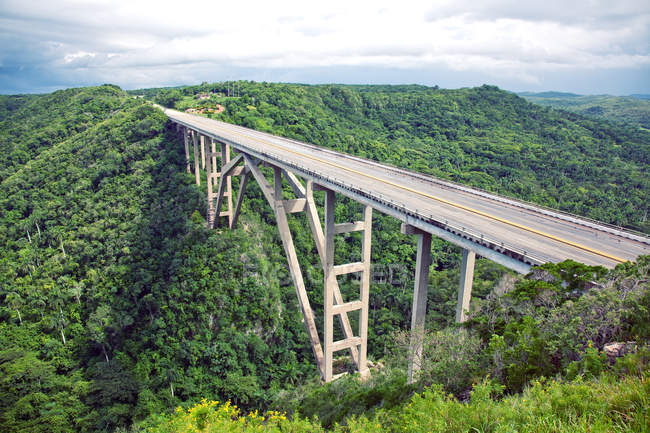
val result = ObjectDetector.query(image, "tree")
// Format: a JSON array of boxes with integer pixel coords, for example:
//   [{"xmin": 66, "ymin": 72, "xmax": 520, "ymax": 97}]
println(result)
[
  {"xmin": 5, "ymin": 292, "xmax": 24, "ymax": 325},
  {"xmin": 48, "ymin": 288, "xmax": 68, "ymax": 345},
  {"xmin": 68, "ymin": 282, "xmax": 83, "ymax": 305},
  {"xmin": 88, "ymin": 305, "xmax": 112, "ymax": 363}
]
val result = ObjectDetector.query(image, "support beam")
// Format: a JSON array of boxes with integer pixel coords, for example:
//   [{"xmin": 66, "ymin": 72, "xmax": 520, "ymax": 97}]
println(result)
[
  {"xmin": 283, "ymin": 170, "xmax": 306, "ymax": 196},
  {"xmin": 334, "ymin": 221, "xmax": 365, "ymax": 234},
  {"xmin": 323, "ymin": 189, "xmax": 336, "ymax": 382},
  {"xmin": 404, "ymin": 224, "xmax": 432, "ymax": 384},
  {"xmin": 183, "ymin": 127, "xmax": 191, "ymax": 174},
  {"xmin": 331, "ymin": 337, "xmax": 362, "ymax": 353},
  {"xmin": 244, "ymin": 156, "xmax": 274, "ymax": 205},
  {"xmin": 359, "ymin": 204, "xmax": 372, "ymax": 378},
  {"xmin": 288, "ymin": 179, "xmax": 360, "ymax": 366},
  {"xmin": 332, "ymin": 300, "xmax": 364, "ymax": 315},
  {"xmin": 323, "ymin": 189, "xmax": 372, "ymax": 381},
  {"xmin": 210, "ymin": 139, "xmax": 217, "ymax": 186},
  {"xmin": 221, "ymin": 143, "xmax": 233, "ymax": 227},
  {"xmin": 283, "ymin": 198, "xmax": 307, "ymax": 213},
  {"xmin": 271, "ymin": 166, "xmax": 325, "ymax": 377},
  {"xmin": 204, "ymin": 136, "xmax": 215, "ymax": 227},
  {"xmin": 219, "ymin": 153, "xmax": 245, "ymax": 178},
  {"xmin": 192, "ymin": 130, "xmax": 200, "ymax": 186},
  {"xmin": 231, "ymin": 167, "xmax": 250, "ymax": 229},
  {"xmin": 200, "ymin": 134, "xmax": 206, "ymax": 169},
  {"xmin": 333, "ymin": 262, "xmax": 365, "ymax": 275},
  {"xmin": 213, "ymin": 150, "xmax": 242, "ymax": 227},
  {"xmin": 456, "ymin": 249, "xmax": 476, "ymax": 323}
]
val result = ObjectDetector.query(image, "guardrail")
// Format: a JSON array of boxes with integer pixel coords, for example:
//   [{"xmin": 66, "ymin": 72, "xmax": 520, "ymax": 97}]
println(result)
[
  {"xmin": 242, "ymin": 125, "xmax": 649, "ymax": 245},
  {"xmin": 230, "ymin": 142, "xmax": 550, "ymax": 267},
  {"xmin": 165, "ymin": 110, "xmax": 642, "ymax": 267}
]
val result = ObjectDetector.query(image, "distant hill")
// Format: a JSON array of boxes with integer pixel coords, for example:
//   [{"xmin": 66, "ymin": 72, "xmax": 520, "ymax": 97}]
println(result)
[
  {"xmin": 518, "ymin": 91, "xmax": 581, "ymax": 98},
  {"xmin": 519, "ymin": 91, "xmax": 650, "ymax": 128}
]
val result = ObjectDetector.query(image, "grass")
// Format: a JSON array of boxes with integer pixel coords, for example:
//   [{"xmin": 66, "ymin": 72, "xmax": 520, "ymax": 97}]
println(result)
[{"xmin": 143, "ymin": 370, "xmax": 649, "ymax": 432}]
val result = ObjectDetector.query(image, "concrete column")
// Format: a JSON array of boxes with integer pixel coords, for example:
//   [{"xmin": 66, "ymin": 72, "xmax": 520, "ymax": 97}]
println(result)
[
  {"xmin": 210, "ymin": 139, "xmax": 217, "ymax": 186},
  {"xmin": 297, "ymin": 179, "xmax": 360, "ymax": 367},
  {"xmin": 205, "ymin": 137, "xmax": 214, "ymax": 227},
  {"xmin": 264, "ymin": 166, "xmax": 324, "ymax": 377},
  {"xmin": 407, "ymin": 230, "xmax": 432, "ymax": 384},
  {"xmin": 358, "ymin": 205, "xmax": 372, "ymax": 377},
  {"xmin": 192, "ymin": 131, "xmax": 200, "ymax": 186},
  {"xmin": 183, "ymin": 127, "xmax": 191, "ymax": 174},
  {"xmin": 323, "ymin": 188, "xmax": 336, "ymax": 382},
  {"xmin": 456, "ymin": 249, "xmax": 476, "ymax": 323},
  {"xmin": 231, "ymin": 167, "xmax": 249, "ymax": 229},
  {"xmin": 221, "ymin": 143, "xmax": 233, "ymax": 227},
  {"xmin": 200, "ymin": 135, "xmax": 206, "ymax": 169}
]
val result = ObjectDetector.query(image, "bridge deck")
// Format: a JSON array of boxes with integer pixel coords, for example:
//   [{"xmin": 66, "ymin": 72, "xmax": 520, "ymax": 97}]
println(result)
[{"xmin": 165, "ymin": 108, "xmax": 649, "ymax": 272}]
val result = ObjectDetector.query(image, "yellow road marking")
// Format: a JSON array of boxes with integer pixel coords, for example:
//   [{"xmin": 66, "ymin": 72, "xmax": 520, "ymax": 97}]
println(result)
[{"xmin": 176, "ymin": 113, "xmax": 627, "ymax": 264}]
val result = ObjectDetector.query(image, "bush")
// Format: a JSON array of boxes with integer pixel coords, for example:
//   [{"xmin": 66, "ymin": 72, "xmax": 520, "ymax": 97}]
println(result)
[
  {"xmin": 388, "ymin": 328, "xmax": 482, "ymax": 396},
  {"xmin": 565, "ymin": 342, "xmax": 609, "ymax": 380}
]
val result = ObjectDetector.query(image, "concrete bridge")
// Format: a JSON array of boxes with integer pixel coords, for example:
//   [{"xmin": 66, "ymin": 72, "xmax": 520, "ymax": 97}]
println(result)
[{"xmin": 163, "ymin": 107, "xmax": 649, "ymax": 383}]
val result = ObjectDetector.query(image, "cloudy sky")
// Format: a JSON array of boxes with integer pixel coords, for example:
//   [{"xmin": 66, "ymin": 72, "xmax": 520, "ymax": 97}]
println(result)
[{"xmin": 1, "ymin": 0, "xmax": 649, "ymax": 95}]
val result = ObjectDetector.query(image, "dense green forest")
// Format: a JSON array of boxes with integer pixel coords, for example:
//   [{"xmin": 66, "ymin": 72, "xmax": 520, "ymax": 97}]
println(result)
[
  {"xmin": 519, "ymin": 91, "xmax": 650, "ymax": 130},
  {"xmin": 1, "ymin": 83, "xmax": 648, "ymax": 432}
]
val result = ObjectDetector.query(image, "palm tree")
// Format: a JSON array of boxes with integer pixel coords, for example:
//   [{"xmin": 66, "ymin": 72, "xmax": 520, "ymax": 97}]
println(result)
[
  {"xmin": 49, "ymin": 287, "xmax": 68, "ymax": 344},
  {"xmin": 69, "ymin": 282, "xmax": 83, "ymax": 305},
  {"xmin": 88, "ymin": 304, "xmax": 112, "ymax": 362},
  {"xmin": 163, "ymin": 362, "xmax": 179, "ymax": 398},
  {"xmin": 6, "ymin": 291, "xmax": 24, "ymax": 325}
]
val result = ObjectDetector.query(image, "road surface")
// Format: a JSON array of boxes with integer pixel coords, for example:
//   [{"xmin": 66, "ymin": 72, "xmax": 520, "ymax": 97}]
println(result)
[{"xmin": 164, "ymin": 107, "xmax": 649, "ymax": 270}]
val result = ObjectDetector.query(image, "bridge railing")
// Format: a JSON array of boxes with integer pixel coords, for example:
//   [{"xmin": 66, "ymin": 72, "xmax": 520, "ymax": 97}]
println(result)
[
  {"xmin": 266, "ymin": 129, "xmax": 650, "ymax": 244},
  {"xmin": 245, "ymin": 148, "xmax": 551, "ymax": 267}
]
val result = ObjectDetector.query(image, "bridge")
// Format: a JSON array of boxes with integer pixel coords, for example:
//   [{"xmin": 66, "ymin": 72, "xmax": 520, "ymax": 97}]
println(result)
[{"xmin": 162, "ymin": 107, "xmax": 649, "ymax": 383}]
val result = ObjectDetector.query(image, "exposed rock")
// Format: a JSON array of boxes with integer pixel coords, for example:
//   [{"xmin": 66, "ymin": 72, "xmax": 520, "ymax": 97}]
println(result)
[
  {"xmin": 528, "ymin": 268, "xmax": 557, "ymax": 283},
  {"xmin": 366, "ymin": 359, "xmax": 385, "ymax": 371},
  {"xmin": 604, "ymin": 341, "xmax": 637, "ymax": 362},
  {"xmin": 493, "ymin": 273, "xmax": 519, "ymax": 295}
]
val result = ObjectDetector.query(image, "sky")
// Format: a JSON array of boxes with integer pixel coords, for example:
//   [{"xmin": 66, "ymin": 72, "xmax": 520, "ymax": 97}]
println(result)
[{"xmin": 1, "ymin": 0, "xmax": 649, "ymax": 95}]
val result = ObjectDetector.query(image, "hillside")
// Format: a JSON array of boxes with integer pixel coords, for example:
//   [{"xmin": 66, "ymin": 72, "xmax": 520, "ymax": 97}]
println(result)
[
  {"xmin": 519, "ymin": 91, "xmax": 650, "ymax": 130},
  {"xmin": 0, "ymin": 83, "xmax": 648, "ymax": 432}
]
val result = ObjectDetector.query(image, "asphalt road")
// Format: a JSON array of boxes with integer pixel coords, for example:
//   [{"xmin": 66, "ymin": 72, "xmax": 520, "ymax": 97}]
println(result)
[{"xmin": 164, "ymin": 108, "xmax": 649, "ymax": 269}]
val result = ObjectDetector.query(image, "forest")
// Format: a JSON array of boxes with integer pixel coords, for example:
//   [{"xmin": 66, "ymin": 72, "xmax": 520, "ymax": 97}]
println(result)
[{"xmin": 0, "ymin": 83, "xmax": 648, "ymax": 432}]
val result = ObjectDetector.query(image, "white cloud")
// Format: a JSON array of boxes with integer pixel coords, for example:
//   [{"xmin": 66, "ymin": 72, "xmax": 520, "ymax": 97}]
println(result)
[{"xmin": 0, "ymin": 0, "xmax": 648, "ymax": 93}]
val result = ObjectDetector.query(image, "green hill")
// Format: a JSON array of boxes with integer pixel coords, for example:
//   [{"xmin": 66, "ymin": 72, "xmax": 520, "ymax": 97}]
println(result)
[
  {"xmin": 1, "ymin": 83, "xmax": 648, "ymax": 432},
  {"xmin": 519, "ymin": 91, "xmax": 650, "ymax": 130}
]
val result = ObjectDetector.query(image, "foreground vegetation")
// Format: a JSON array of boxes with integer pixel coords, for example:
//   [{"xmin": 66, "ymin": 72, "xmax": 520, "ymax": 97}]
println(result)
[
  {"xmin": 1, "ymin": 83, "xmax": 648, "ymax": 432},
  {"xmin": 147, "ymin": 366, "xmax": 649, "ymax": 433}
]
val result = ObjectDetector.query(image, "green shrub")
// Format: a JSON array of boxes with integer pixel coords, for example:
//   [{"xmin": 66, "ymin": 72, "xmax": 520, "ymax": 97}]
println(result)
[
  {"xmin": 388, "ymin": 328, "xmax": 483, "ymax": 396},
  {"xmin": 565, "ymin": 342, "xmax": 609, "ymax": 380}
]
